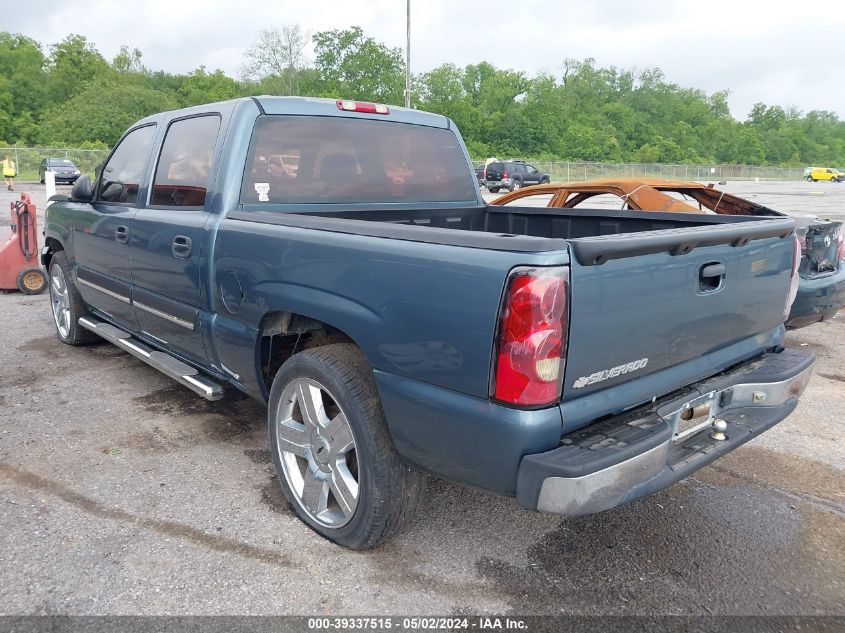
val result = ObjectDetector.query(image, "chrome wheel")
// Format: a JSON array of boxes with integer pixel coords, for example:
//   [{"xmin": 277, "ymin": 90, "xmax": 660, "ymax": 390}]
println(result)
[
  {"xmin": 273, "ymin": 377, "xmax": 359, "ymax": 528},
  {"xmin": 50, "ymin": 265, "xmax": 72, "ymax": 339}
]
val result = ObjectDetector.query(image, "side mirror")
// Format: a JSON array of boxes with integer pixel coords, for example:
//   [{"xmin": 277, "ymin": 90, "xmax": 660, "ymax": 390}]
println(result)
[{"xmin": 70, "ymin": 175, "xmax": 94, "ymax": 202}]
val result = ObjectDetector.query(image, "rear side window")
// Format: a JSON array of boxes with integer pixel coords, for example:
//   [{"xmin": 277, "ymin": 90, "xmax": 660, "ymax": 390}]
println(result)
[
  {"xmin": 241, "ymin": 115, "xmax": 477, "ymax": 204},
  {"xmin": 151, "ymin": 115, "xmax": 221, "ymax": 208},
  {"xmin": 98, "ymin": 125, "xmax": 157, "ymax": 204}
]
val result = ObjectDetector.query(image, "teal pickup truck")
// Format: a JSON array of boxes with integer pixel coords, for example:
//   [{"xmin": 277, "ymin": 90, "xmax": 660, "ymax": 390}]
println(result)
[{"xmin": 43, "ymin": 97, "xmax": 814, "ymax": 549}]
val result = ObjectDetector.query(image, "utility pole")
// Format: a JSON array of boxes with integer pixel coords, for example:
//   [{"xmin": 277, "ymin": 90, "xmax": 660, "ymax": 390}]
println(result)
[{"xmin": 405, "ymin": 0, "xmax": 411, "ymax": 108}]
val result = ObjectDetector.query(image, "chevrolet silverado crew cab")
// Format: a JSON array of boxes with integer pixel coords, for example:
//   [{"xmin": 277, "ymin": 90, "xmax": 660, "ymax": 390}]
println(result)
[{"xmin": 43, "ymin": 97, "xmax": 814, "ymax": 549}]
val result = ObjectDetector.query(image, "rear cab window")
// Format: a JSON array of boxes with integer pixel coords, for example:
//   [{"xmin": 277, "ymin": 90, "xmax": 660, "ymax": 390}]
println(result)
[{"xmin": 240, "ymin": 115, "xmax": 477, "ymax": 205}]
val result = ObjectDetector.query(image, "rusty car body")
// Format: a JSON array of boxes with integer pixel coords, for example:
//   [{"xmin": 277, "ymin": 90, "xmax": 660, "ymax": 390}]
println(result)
[{"xmin": 492, "ymin": 179, "xmax": 845, "ymax": 329}]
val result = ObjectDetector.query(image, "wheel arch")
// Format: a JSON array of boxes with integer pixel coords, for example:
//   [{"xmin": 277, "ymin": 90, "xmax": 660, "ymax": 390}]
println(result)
[
  {"xmin": 41, "ymin": 237, "xmax": 65, "ymax": 270},
  {"xmin": 256, "ymin": 309, "xmax": 363, "ymax": 396}
]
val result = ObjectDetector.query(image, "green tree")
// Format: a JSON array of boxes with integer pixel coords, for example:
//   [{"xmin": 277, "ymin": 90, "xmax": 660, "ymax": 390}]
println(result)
[
  {"xmin": 178, "ymin": 67, "xmax": 241, "ymax": 106},
  {"xmin": 47, "ymin": 34, "xmax": 109, "ymax": 103},
  {"xmin": 112, "ymin": 45, "xmax": 145, "ymax": 74},
  {"xmin": 312, "ymin": 26, "xmax": 404, "ymax": 103},
  {"xmin": 0, "ymin": 33, "xmax": 48, "ymax": 142},
  {"xmin": 38, "ymin": 78, "xmax": 174, "ymax": 145},
  {"xmin": 242, "ymin": 25, "xmax": 309, "ymax": 95}
]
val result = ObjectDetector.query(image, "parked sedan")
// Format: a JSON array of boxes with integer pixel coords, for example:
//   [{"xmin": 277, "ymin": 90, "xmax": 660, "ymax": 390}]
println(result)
[
  {"xmin": 39, "ymin": 158, "xmax": 81, "ymax": 184},
  {"xmin": 492, "ymin": 179, "xmax": 845, "ymax": 329}
]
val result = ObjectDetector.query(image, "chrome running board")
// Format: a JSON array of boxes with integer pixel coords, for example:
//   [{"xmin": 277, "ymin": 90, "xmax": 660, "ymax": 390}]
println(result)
[{"xmin": 78, "ymin": 316, "xmax": 224, "ymax": 401}]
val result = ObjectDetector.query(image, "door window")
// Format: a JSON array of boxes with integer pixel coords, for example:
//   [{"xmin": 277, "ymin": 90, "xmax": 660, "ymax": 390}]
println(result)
[
  {"xmin": 97, "ymin": 125, "xmax": 156, "ymax": 204},
  {"xmin": 151, "ymin": 115, "xmax": 221, "ymax": 208}
]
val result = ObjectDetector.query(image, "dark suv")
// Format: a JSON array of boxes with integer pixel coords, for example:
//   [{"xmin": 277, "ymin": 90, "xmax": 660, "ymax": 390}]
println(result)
[
  {"xmin": 485, "ymin": 160, "xmax": 550, "ymax": 193},
  {"xmin": 39, "ymin": 158, "xmax": 81, "ymax": 184}
]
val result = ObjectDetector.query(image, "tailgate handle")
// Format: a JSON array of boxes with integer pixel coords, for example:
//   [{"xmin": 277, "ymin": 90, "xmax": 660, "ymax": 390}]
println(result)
[
  {"xmin": 701, "ymin": 263, "xmax": 726, "ymax": 278},
  {"xmin": 699, "ymin": 262, "xmax": 725, "ymax": 292}
]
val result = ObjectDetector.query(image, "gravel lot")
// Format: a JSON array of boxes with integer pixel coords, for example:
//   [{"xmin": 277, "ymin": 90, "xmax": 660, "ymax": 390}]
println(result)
[{"xmin": 0, "ymin": 181, "xmax": 842, "ymax": 616}]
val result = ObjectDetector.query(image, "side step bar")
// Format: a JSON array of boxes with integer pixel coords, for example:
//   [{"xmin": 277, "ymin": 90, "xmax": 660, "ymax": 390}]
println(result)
[{"xmin": 78, "ymin": 317, "xmax": 225, "ymax": 401}]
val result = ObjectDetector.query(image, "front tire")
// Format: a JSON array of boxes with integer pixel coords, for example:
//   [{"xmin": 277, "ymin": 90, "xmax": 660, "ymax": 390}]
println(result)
[
  {"xmin": 268, "ymin": 344, "xmax": 426, "ymax": 549},
  {"xmin": 48, "ymin": 251, "xmax": 97, "ymax": 345}
]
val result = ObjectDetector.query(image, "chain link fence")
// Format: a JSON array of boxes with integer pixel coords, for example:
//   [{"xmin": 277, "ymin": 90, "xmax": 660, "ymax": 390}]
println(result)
[
  {"xmin": 1, "ymin": 148, "xmax": 111, "ymax": 182},
  {"xmin": 2, "ymin": 147, "xmax": 807, "ymax": 183},
  {"xmin": 471, "ymin": 160, "xmax": 807, "ymax": 182}
]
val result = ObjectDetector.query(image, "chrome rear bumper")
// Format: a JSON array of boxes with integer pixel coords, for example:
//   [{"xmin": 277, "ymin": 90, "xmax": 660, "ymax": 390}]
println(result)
[{"xmin": 516, "ymin": 348, "xmax": 814, "ymax": 515}]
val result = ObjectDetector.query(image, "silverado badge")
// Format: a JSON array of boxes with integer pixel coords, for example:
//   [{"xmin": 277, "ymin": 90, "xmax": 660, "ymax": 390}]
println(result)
[{"xmin": 572, "ymin": 358, "xmax": 649, "ymax": 389}]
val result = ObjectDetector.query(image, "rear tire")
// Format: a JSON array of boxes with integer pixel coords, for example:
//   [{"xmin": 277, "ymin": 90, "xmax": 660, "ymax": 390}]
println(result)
[
  {"xmin": 511, "ymin": 180, "xmax": 522, "ymax": 191},
  {"xmin": 16, "ymin": 268, "xmax": 48, "ymax": 295},
  {"xmin": 268, "ymin": 344, "xmax": 426, "ymax": 549},
  {"xmin": 489, "ymin": 187, "xmax": 500, "ymax": 193},
  {"xmin": 48, "ymin": 251, "xmax": 97, "ymax": 345},
  {"xmin": 806, "ymin": 176, "xmax": 814, "ymax": 182}
]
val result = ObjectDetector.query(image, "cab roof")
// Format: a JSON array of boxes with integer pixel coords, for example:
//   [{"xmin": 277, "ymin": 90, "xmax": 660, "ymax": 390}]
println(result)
[{"xmin": 134, "ymin": 96, "xmax": 451, "ymax": 129}]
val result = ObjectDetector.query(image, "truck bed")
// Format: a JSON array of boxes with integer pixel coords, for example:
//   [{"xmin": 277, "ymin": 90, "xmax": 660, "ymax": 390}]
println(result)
[{"xmin": 231, "ymin": 204, "xmax": 794, "ymax": 264}]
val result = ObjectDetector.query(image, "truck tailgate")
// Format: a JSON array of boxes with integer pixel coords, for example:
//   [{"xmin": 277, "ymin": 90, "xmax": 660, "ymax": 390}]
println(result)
[{"xmin": 562, "ymin": 228, "xmax": 795, "ymax": 407}]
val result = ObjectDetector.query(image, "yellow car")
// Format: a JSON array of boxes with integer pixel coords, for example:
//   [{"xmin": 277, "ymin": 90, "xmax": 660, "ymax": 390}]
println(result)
[{"xmin": 806, "ymin": 167, "xmax": 844, "ymax": 182}]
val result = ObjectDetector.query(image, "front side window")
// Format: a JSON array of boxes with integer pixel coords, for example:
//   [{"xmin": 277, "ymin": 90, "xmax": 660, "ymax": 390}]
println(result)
[
  {"xmin": 98, "ymin": 125, "xmax": 156, "ymax": 204},
  {"xmin": 241, "ymin": 115, "xmax": 477, "ymax": 205},
  {"xmin": 151, "ymin": 115, "xmax": 221, "ymax": 208}
]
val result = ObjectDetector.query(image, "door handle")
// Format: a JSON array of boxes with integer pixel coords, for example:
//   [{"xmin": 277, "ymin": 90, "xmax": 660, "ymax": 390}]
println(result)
[
  {"xmin": 115, "ymin": 225, "xmax": 129, "ymax": 244},
  {"xmin": 172, "ymin": 235, "xmax": 192, "ymax": 259}
]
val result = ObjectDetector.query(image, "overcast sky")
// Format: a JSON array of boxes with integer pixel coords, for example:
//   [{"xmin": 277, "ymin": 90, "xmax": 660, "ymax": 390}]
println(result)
[{"xmin": 10, "ymin": 0, "xmax": 845, "ymax": 119}]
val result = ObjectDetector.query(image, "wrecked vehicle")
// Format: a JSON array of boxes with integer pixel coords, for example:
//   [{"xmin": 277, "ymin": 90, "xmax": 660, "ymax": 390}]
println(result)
[
  {"xmin": 492, "ymin": 179, "xmax": 845, "ymax": 329},
  {"xmin": 43, "ymin": 99, "xmax": 813, "ymax": 549}
]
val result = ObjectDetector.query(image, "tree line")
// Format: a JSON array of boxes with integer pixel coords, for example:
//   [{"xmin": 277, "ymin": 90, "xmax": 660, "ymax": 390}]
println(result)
[{"xmin": 1, "ymin": 27, "xmax": 843, "ymax": 167}]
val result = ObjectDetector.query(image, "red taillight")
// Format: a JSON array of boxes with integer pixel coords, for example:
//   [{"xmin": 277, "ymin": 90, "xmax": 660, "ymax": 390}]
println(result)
[
  {"xmin": 502, "ymin": 170, "xmax": 509, "ymax": 179},
  {"xmin": 494, "ymin": 267, "xmax": 569, "ymax": 407},
  {"xmin": 784, "ymin": 235, "xmax": 802, "ymax": 320},
  {"xmin": 336, "ymin": 99, "xmax": 390, "ymax": 114}
]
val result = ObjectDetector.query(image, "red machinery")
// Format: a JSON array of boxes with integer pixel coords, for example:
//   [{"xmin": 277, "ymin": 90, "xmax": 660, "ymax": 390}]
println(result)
[{"xmin": 0, "ymin": 193, "xmax": 48, "ymax": 294}]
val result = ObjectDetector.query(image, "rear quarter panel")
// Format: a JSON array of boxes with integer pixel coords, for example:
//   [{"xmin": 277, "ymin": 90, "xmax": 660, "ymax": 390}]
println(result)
[{"xmin": 209, "ymin": 218, "xmax": 570, "ymax": 400}]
